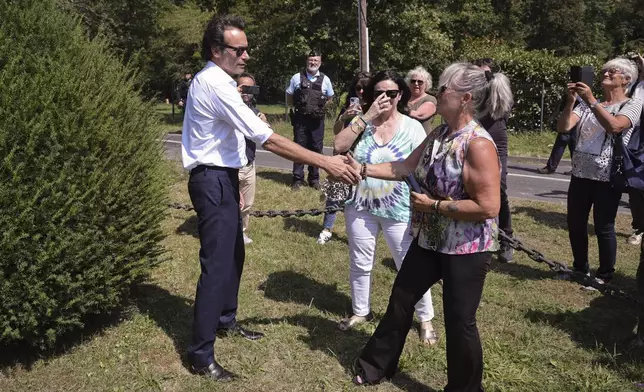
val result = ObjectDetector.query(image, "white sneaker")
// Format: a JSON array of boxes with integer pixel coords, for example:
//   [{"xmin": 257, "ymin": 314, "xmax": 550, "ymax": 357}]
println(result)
[
  {"xmin": 243, "ymin": 233, "xmax": 253, "ymax": 245},
  {"xmin": 628, "ymin": 231, "xmax": 643, "ymax": 245},
  {"xmin": 317, "ymin": 229, "xmax": 332, "ymax": 244}
]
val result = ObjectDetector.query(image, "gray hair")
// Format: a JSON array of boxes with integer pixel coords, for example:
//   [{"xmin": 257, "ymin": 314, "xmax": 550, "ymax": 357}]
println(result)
[
  {"xmin": 438, "ymin": 62, "xmax": 514, "ymax": 120},
  {"xmin": 405, "ymin": 66, "xmax": 433, "ymax": 92},
  {"xmin": 603, "ymin": 58, "xmax": 638, "ymax": 91}
]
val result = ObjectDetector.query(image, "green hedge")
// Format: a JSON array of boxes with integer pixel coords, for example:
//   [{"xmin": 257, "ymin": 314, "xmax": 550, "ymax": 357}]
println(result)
[
  {"xmin": 0, "ymin": 0, "xmax": 166, "ymax": 347},
  {"xmin": 460, "ymin": 39, "xmax": 604, "ymax": 131}
]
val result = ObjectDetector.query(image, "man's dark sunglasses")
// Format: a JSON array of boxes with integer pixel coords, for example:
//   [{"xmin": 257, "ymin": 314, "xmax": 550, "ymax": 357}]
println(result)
[
  {"xmin": 410, "ymin": 79, "xmax": 424, "ymax": 85},
  {"xmin": 221, "ymin": 44, "xmax": 249, "ymax": 57},
  {"xmin": 374, "ymin": 89, "xmax": 400, "ymax": 98}
]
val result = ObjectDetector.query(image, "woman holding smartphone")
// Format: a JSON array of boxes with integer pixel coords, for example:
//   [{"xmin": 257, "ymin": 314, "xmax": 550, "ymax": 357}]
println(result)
[
  {"xmin": 317, "ymin": 72, "xmax": 371, "ymax": 245},
  {"xmin": 332, "ymin": 70, "xmax": 437, "ymax": 346}
]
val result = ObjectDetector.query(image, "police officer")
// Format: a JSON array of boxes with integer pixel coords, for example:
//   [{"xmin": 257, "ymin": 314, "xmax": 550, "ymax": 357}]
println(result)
[{"xmin": 286, "ymin": 51, "xmax": 335, "ymax": 190}]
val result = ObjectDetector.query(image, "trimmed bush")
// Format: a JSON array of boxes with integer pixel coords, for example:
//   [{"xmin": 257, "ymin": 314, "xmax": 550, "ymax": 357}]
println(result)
[
  {"xmin": 460, "ymin": 39, "xmax": 603, "ymax": 131},
  {"xmin": 0, "ymin": 0, "xmax": 166, "ymax": 347}
]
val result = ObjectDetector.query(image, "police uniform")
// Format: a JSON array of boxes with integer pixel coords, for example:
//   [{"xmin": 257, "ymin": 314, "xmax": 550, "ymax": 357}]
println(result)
[{"xmin": 286, "ymin": 61, "xmax": 334, "ymax": 187}]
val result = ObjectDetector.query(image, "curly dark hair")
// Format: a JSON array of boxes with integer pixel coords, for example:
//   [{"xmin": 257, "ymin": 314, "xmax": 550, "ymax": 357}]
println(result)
[
  {"xmin": 362, "ymin": 70, "xmax": 411, "ymax": 115},
  {"xmin": 201, "ymin": 15, "xmax": 246, "ymax": 62}
]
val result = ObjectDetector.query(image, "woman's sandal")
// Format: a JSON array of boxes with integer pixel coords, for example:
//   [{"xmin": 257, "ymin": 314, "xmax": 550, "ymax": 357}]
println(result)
[
  {"xmin": 337, "ymin": 312, "xmax": 374, "ymax": 331},
  {"xmin": 419, "ymin": 320, "xmax": 439, "ymax": 346}
]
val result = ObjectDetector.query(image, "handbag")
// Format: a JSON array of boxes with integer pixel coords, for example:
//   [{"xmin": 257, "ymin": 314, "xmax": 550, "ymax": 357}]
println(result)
[
  {"xmin": 610, "ymin": 101, "xmax": 644, "ymax": 192},
  {"xmin": 321, "ymin": 123, "xmax": 365, "ymax": 202}
]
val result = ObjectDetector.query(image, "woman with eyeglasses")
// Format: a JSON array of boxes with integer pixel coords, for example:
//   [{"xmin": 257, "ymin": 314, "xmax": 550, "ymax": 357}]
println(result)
[
  {"xmin": 347, "ymin": 62, "xmax": 512, "ymax": 391},
  {"xmin": 332, "ymin": 70, "xmax": 437, "ymax": 345},
  {"xmin": 317, "ymin": 72, "xmax": 371, "ymax": 245},
  {"xmin": 405, "ymin": 66, "xmax": 437, "ymax": 135},
  {"xmin": 557, "ymin": 58, "xmax": 642, "ymax": 287}
]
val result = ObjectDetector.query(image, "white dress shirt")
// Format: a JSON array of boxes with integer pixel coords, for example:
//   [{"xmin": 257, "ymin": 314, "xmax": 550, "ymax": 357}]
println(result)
[{"xmin": 182, "ymin": 61, "xmax": 274, "ymax": 170}]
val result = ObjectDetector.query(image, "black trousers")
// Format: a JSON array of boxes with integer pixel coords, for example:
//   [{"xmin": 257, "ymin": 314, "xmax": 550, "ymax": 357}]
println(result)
[
  {"xmin": 545, "ymin": 132, "xmax": 576, "ymax": 171},
  {"xmin": 187, "ymin": 165, "xmax": 245, "ymax": 368},
  {"xmin": 629, "ymin": 189, "xmax": 644, "ymax": 233},
  {"xmin": 636, "ymin": 246, "xmax": 644, "ymax": 338},
  {"xmin": 567, "ymin": 176, "xmax": 621, "ymax": 281},
  {"xmin": 499, "ymin": 155, "xmax": 513, "ymax": 244},
  {"xmin": 357, "ymin": 240, "xmax": 491, "ymax": 392},
  {"xmin": 292, "ymin": 114, "xmax": 325, "ymax": 184}
]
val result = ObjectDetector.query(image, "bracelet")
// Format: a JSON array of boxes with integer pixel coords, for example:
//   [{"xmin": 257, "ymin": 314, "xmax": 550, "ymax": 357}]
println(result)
[
  {"xmin": 436, "ymin": 200, "xmax": 442, "ymax": 214},
  {"xmin": 360, "ymin": 163, "xmax": 367, "ymax": 180},
  {"xmin": 358, "ymin": 116, "xmax": 369, "ymax": 128},
  {"xmin": 432, "ymin": 200, "xmax": 440, "ymax": 212},
  {"xmin": 590, "ymin": 100, "xmax": 601, "ymax": 109}
]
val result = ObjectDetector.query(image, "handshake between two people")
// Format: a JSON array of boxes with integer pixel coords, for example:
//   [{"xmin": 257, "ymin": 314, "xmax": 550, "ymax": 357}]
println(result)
[{"xmin": 323, "ymin": 153, "xmax": 363, "ymax": 185}]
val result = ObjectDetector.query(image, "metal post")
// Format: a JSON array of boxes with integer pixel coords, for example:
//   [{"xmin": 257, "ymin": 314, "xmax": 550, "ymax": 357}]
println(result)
[
  {"xmin": 540, "ymin": 82, "xmax": 545, "ymax": 132},
  {"xmin": 358, "ymin": 0, "xmax": 369, "ymax": 72}
]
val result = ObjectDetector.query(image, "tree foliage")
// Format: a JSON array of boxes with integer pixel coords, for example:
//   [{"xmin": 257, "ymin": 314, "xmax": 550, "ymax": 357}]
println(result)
[{"xmin": 0, "ymin": 0, "xmax": 166, "ymax": 347}]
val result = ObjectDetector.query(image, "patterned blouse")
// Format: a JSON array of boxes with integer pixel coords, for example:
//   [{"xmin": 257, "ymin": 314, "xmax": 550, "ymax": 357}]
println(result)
[
  {"xmin": 346, "ymin": 115, "xmax": 426, "ymax": 223},
  {"xmin": 411, "ymin": 120, "xmax": 499, "ymax": 255}
]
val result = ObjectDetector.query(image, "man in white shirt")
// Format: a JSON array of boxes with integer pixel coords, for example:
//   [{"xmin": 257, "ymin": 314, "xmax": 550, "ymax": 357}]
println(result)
[
  {"xmin": 286, "ymin": 51, "xmax": 335, "ymax": 190},
  {"xmin": 181, "ymin": 15, "xmax": 359, "ymax": 382}
]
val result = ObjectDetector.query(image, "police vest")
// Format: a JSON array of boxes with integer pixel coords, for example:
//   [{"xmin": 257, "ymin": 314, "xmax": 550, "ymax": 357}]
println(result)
[{"xmin": 294, "ymin": 71, "xmax": 327, "ymax": 119}]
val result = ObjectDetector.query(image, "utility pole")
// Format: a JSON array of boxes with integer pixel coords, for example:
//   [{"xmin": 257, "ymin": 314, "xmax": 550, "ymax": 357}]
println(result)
[{"xmin": 358, "ymin": 0, "xmax": 369, "ymax": 72}]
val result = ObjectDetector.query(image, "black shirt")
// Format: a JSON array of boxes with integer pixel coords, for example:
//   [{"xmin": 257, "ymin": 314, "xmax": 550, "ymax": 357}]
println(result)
[
  {"xmin": 244, "ymin": 104, "xmax": 260, "ymax": 163},
  {"xmin": 478, "ymin": 114, "xmax": 508, "ymax": 160}
]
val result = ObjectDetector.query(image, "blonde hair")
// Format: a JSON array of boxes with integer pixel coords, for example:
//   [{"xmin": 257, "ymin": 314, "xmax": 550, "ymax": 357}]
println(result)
[{"xmin": 405, "ymin": 66, "xmax": 432, "ymax": 92}]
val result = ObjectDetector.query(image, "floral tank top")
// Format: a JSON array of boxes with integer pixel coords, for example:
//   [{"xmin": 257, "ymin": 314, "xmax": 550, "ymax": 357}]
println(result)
[{"xmin": 411, "ymin": 120, "xmax": 499, "ymax": 254}]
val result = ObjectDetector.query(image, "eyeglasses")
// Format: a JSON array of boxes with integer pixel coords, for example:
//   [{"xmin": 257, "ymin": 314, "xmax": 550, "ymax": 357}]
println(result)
[
  {"xmin": 410, "ymin": 79, "xmax": 424, "ymax": 85},
  {"xmin": 374, "ymin": 90, "xmax": 400, "ymax": 98},
  {"xmin": 356, "ymin": 85, "xmax": 365, "ymax": 92},
  {"xmin": 438, "ymin": 85, "xmax": 448, "ymax": 95},
  {"xmin": 602, "ymin": 68, "xmax": 622, "ymax": 75},
  {"xmin": 221, "ymin": 44, "xmax": 249, "ymax": 57}
]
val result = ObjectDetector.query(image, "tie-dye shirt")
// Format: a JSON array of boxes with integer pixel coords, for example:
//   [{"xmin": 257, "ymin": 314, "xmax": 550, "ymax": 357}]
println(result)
[
  {"xmin": 347, "ymin": 115, "xmax": 426, "ymax": 222},
  {"xmin": 411, "ymin": 120, "xmax": 500, "ymax": 255}
]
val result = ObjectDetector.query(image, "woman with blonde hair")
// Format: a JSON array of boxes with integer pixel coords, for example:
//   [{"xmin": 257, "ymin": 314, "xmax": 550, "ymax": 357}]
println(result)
[{"xmin": 405, "ymin": 66, "xmax": 438, "ymax": 134}]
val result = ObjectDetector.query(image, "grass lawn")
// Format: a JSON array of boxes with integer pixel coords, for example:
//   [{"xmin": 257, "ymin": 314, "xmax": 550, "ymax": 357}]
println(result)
[{"xmin": 2, "ymin": 160, "xmax": 644, "ymax": 391}]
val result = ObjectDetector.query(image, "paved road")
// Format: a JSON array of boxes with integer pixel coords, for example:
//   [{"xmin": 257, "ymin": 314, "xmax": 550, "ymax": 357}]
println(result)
[{"xmin": 164, "ymin": 133, "xmax": 630, "ymax": 211}]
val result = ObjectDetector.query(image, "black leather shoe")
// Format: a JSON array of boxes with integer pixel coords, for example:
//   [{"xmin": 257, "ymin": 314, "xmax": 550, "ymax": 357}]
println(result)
[
  {"xmin": 309, "ymin": 181, "xmax": 321, "ymax": 190},
  {"xmin": 191, "ymin": 361, "xmax": 237, "ymax": 382},
  {"xmin": 291, "ymin": 181, "xmax": 305, "ymax": 191},
  {"xmin": 218, "ymin": 325, "xmax": 265, "ymax": 341}
]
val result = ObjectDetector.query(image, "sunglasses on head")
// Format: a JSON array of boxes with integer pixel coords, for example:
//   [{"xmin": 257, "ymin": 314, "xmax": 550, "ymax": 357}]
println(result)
[
  {"xmin": 374, "ymin": 90, "xmax": 400, "ymax": 98},
  {"xmin": 221, "ymin": 44, "xmax": 249, "ymax": 57},
  {"xmin": 410, "ymin": 79, "xmax": 424, "ymax": 85}
]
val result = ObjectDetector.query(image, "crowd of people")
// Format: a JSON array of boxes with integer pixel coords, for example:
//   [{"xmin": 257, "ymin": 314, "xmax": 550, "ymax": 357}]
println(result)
[{"xmin": 179, "ymin": 13, "xmax": 644, "ymax": 392}]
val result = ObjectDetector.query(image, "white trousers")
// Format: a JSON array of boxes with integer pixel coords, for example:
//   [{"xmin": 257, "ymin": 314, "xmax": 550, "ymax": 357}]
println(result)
[{"xmin": 345, "ymin": 205, "xmax": 435, "ymax": 321}]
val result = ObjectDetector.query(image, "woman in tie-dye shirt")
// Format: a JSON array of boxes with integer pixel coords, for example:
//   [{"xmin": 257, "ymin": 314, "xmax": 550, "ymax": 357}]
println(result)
[
  {"xmin": 335, "ymin": 70, "xmax": 437, "ymax": 346},
  {"xmin": 350, "ymin": 63, "xmax": 513, "ymax": 392}
]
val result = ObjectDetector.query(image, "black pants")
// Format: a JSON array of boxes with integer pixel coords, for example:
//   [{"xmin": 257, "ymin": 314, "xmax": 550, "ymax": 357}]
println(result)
[
  {"xmin": 545, "ymin": 132, "xmax": 576, "ymax": 171},
  {"xmin": 567, "ymin": 176, "xmax": 622, "ymax": 281},
  {"xmin": 499, "ymin": 155, "xmax": 513, "ymax": 244},
  {"xmin": 187, "ymin": 165, "xmax": 245, "ymax": 368},
  {"xmin": 357, "ymin": 240, "xmax": 491, "ymax": 392},
  {"xmin": 629, "ymin": 189, "xmax": 644, "ymax": 233},
  {"xmin": 292, "ymin": 115, "xmax": 324, "ymax": 184}
]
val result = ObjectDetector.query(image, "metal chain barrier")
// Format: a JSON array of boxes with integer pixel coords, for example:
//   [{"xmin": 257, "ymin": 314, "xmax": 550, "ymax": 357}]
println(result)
[{"xmin": 168, "ymin": 202, "xmax": 639, "ymax": 305}]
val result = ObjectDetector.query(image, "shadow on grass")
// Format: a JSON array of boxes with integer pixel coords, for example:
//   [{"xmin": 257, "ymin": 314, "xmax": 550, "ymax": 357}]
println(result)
[
  {"xmin": 257, "ymin": 171, "xmax": 292, "ymax": 186},
  {"xmin": 283, "ymin": 216, "xmax": 349, "ymax": 245},
  {"xmin": 133, "ymin": 284, "xmax": 194, "ymax": 370},
  {"xmin": 525, "ymin": 293, "xmax": 643, "ymax": 370},
  {"xmin": 259, "ymin": 270, "xmax": 351, "ymax": 316},
  {"xmin": 490, "ymin": 259, "xmax": 555, "ymax": 281},
  {"xmin": 176, "ymin": 215, "xmax": 198, "ymax": 238},
  {"xmin": 381, "ymin": 257, "xmax": 397, "ymax": 272},
  {"xmin": 0, "ymin": 307, "xmax": 134, "ymax": 372},
  {"xmin": 244, "ymin": 313, "xmax": 438, "ymax": 392}
]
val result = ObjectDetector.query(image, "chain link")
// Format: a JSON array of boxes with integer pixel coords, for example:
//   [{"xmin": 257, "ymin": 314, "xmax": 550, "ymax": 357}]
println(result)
[{"xmin": 168, "ymin": 202, "xmax": 639, "ymax": 305}]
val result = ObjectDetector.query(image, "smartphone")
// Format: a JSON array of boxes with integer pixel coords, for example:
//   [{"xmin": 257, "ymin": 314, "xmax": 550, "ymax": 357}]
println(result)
[
  {"xmin": 350, "ymin": 97, "xmax": 360, "ymax": 107},
  {"xmin": 240, "ymin": 85, "xmax": 260, "ymax": 95},
  {"xmin": 569, "ymin": 66, "xmax": 594, "ymax": 87},
  {"xmin": 403, "ymin": 174, "xmax": 422, "ymax": 193}
]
